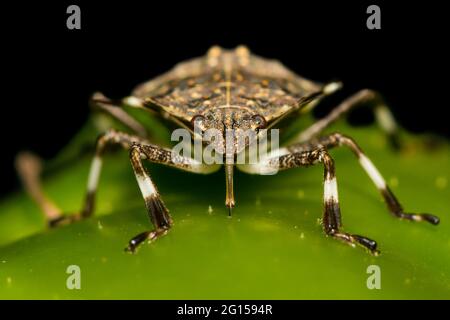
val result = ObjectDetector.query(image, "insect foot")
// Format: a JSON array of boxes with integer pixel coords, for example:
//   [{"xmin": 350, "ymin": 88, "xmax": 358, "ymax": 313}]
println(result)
[
  {"xmin": 330, "ymin": 231, "xmax": 380, "ymax": 256},
  {"xmin": 125, "ymin": 195, "xmax": 173, "ymax": 253},
  {"xmin": 48, "ymin": 213, "xmax": 83, "ymax": 227},
  {"xmin": 380, "ymin": 187, "xmax": 440, "ymax": 225},
  {"xmin": 125, "ymin": 227, "xmax": 170, "ymax": 254},
  {"xmin": 351, "ymin": 235, "xmax": 379, "ymax": 256},
  {"xmin": 399, "ymin": 212, "xmax": 440, "ymax": 225}
]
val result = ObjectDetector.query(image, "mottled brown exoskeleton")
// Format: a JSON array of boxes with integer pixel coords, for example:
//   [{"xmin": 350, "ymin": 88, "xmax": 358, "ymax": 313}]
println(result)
[{"xmin": 19, "ymin": 46, "xmax": 439, "ymax": 254}]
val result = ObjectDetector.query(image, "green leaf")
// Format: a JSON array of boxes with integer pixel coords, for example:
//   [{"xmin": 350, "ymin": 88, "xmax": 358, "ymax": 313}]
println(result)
[{"xmin": 0, "ymin": 117, "xmax": 449, "ymax": 299}]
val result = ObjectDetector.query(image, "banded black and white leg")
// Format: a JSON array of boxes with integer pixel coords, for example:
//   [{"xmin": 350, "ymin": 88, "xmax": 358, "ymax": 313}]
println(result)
[
  {"xmin": 295, "ymin": 133, "xmax": 440, "ymax": 225},
  {"xmin": 238, "ymin": 146, "xmax": 380, "ymax": 254},
  {"xmin": 294, "ymin": 89, "xmax": 401, "ymax": 148},
  {"xmin": 238, "ymin": 134, "xmax": 439, "ymax": 254},
  {"xmin": 127, "ymin": 143, "xmax": 220, "ymax": 252},
  {"xmin": 51, "ymin": 129, "xmax": 220, "ymax": 252},
  {"xmin": 18, "ymin": 93, "xmax": 152, "ymax": 224},
  {"xmin": 48, "ymin": 129, "xmax": 149, "ymax": 227}
]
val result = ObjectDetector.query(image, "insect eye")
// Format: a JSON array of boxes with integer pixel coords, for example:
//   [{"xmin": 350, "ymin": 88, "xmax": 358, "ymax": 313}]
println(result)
[
  {"xmin": 191, "ymin": 115, "xmax": 207, "ymax": 131},
  {"xmin": 251, "ymin": 114, "xmax": 266, "ymax": 129}
]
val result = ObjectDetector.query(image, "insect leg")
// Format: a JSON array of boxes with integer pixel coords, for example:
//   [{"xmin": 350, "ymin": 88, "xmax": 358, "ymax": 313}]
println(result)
[
  {"xmin": 126, "ymin": 143, "xmax": 220, "ymax": 252},
  {"xmin": 293, "ymin": 89, "xmax": 400, "ymax": 148},
  {"xmin": 238, "ymin": 147, "xmax": 379, "ymax": 254},
  {"xmin": 291, "ymin": 133, "xmax": 440, "ymax": 225},
  {"xmin": 90, "ymin": 92, "xmax": 149, "ymax": 138},
  {"xmin": 16, "ymin": 94, "xmax": 149, "ymax": 215},
  {"xmin": 15, "ymin": 152, "xmax": 63, "ymax": 221},
  {"xmin": 49, "ymin": 129, "xmax": 149, "ymax": 227},
  {"xmin": 127, "ymin": 144, "xmax": 172, "ymax": 253},
  {"xmin": 49, "ymin": 127, "xmax": 219, "ymax": 250}
]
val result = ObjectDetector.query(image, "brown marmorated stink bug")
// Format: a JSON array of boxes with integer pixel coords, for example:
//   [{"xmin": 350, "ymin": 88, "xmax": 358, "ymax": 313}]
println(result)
[{"xmin": 17, "ymin": 45, "xmax": 439, "ymax": 255}]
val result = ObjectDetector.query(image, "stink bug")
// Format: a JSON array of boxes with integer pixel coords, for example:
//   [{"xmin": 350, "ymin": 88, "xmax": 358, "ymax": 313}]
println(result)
[{"xmin": 17, "ymin": 46, "xmax": 440, "ymax": 255}]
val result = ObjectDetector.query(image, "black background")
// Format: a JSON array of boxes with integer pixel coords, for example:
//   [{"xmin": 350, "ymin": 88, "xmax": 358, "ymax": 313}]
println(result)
[
  {"xmin": 1, "ymin": 300, "xmax": 445, "ymax": 318},
  {"xmin": 2, "ymin": 1, "xmax": 449, "ymax": 196}
]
